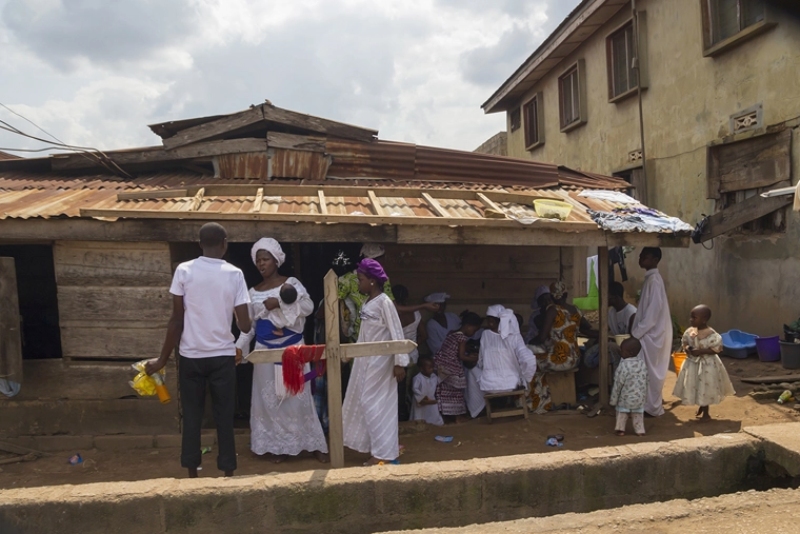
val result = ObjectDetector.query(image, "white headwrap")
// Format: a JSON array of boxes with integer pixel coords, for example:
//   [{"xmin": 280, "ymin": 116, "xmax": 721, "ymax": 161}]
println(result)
[
  {"xmin": 251, "ymin": 238, "xmax": 285, "ymax": 267},
  {"xmin": 424, "ymin": 292, "xmax": 450, "ymax": 303},
  {"xmin": 486, "ymin": 304, "xmax": 519, "ymax": 339},
  {"xmin": 360, "ymin": 243, "xmax": 385, "ymax": 259}
]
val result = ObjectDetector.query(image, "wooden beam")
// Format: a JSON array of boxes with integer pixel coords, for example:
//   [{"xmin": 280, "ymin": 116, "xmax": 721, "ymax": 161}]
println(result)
[
  {"xmin": 318, "ymin": 190, "xmax": 328, "ymax": 215},
  {"xmin": 0, "ymin": 218, "xmax": 398, "ymax": 243},
  {"xmin": 80, "ymin": 206, "xmax": 598, "ymax": 230},
  {"xmin": 51, "ymin": 139, "xmax": 268, "ymax": 171},
  {"xmin": 162, "ymin": 107, "xmax": 265, "ymax": 150},
  {"xmin": 598, "ymin": 246, "xmax": 610, "ymax": 408},
  {"xmin": 251, "ymin": 188, "xmax": 264, "ymax": 213},
  {"xmin": 260, "ymin": 104, "xmax": 377, "ymax": 143},
  {"xmin": 112, "ymin": 183, "xmax": 553, "ymax": 206},
  {"xmin": 246, "ymin": 340, "xmax": 418, "ymax": 364},
  {"xmin": 323, "ymin": 270, "xmax": 344, "ymax": 468},
  {"xmin": 703, "ymin": 194, "xmax": 792, "ymax": 242},
  {"xmin": 368, "ymin": 190, "xmax": 386, "ymax": 216},
  {"xmin": 421, "ymin": 192, "xmax": 451, "ymax": 218},
  {"xmin": 476, "ymin": 192, "xmax": 508, "ymax": 219},
  {"xmin": 0, "ymin": 257, "xmax": 23, "ymax": 385},
  {"xmin": 266, "ymin": 132, "xmax": 326, "ymax": 153},
  {"xmin": 189, "ymin": 187, "xmax": 205, "ymax": 211}
]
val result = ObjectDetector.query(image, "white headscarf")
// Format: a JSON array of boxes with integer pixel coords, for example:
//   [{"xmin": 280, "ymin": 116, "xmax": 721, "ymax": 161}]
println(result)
[
  {"xmin": 251, "ymin": 238, "xmax": 285, "ymax": 267},
  {"xmin": 487, "ymin": 304, "xmax": 519, "ymax": 339},
  {"xmin": 360, "ymin": 243, "xmax": 385, "ymax": 259},
  {"xmin": 424, "ymin": 292, "xmax": 450, "ymax": 303}
]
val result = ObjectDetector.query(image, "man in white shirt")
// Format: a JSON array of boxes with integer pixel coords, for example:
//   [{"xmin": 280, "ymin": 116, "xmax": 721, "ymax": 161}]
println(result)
[
  {"xmin": 631, "ymin": 247, "xmax": 673, "ymax": 417},
  {"xmin": 146, "ymin": 223, "xmax": 251, "ymax": 478}
]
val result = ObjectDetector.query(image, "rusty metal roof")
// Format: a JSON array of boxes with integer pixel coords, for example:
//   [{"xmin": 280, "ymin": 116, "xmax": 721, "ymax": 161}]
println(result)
[
  {"xmin": 0, "ymin": 151, "xmax": 21, "ymax": 161},
  {"xmin": 0, "ymin": 169, "xmax": 668, "ymax": 237}
]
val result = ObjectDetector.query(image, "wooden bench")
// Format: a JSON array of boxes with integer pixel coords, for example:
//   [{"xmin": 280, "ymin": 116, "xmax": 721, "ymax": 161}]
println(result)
[
  {"xmin": 484, "ymin": 389, "xmax": 528, "ymax": 423},
  {"xmin": 548, "ymin": 368, "xmax": 579, "ymax": 406}
]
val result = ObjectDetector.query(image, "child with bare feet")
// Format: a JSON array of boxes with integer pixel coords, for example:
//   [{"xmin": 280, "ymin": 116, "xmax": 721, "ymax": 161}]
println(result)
[
  {"xmin": 610, "ymin": 338, "xmax": 648, "ymax": 436},
  {"xmin": 263, "ymin": 283, "xmax": 298, "ymax": 337},
  {"xmin": 672, "ymin": 305, "xmax": 735, "ymax": 421}
]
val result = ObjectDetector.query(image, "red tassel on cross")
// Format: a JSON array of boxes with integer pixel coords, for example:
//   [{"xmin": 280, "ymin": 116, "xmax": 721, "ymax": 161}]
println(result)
[{"xmin": 282, "ymin": 345, "xmax": 326, "ymax": 395}]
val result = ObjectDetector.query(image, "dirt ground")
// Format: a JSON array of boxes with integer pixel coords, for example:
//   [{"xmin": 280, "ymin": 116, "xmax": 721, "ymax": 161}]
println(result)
[{"xmin": 2, "ymin": 355, "xmax": 799, "ymax": 491}]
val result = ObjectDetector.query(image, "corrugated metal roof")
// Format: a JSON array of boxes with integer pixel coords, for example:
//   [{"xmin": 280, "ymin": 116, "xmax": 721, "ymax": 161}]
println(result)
[
  {"xmin": 0, "ymin": 169, "xmax": 658, "ymax": 231},
  {"xmin": 0, "ymin": 151, "xmax": 21, "ymax": 161}
]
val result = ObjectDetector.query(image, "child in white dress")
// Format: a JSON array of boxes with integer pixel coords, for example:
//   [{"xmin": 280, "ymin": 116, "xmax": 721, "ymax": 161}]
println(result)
[
  {"xmin": 610, "ymin": 337, "xmax": 648, "ymax": 436},
  {"xmin": 672, "ymin": 305, "xmax": 735, "ymax": 421},
  {"xmin": 411, "ymin": 357, "xmax": 443, "ymax": 426}
]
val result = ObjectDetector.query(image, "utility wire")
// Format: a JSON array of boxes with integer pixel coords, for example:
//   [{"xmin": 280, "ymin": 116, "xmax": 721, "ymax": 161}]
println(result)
[{"xmin": 0, "ymin": 103, "xmax": 133, "ymax": 179}]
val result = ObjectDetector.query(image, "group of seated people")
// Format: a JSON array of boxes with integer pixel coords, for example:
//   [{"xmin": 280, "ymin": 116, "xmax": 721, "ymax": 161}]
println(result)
[{"xmin": 404, "ymin": 280, "xmax": 637, "ymax": 424}]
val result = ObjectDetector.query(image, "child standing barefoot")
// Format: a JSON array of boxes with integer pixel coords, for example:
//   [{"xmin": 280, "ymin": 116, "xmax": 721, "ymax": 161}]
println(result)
[
  {"xmin": 672, "ymin": 305, "xmax": 735, "ymax": 421},
  {"xmin": 610, "ymin": 338, "xmax": 648, "ymax": 436}
]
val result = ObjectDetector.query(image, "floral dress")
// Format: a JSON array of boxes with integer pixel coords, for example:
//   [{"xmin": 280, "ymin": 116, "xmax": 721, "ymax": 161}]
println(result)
[
  {"xmin": 672, "ymin": 327, "xmax": 735, "ymax": 406},
  {"xmin": 435, "ymin": 330, "xmax": 468, "ymax": 415},
  {"xmin": 529, "ymin": 305, "xmax": 581, "ymax": 413}
]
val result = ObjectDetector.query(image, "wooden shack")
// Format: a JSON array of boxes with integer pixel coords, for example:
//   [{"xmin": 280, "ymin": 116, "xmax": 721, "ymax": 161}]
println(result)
[{"xmin": 0, "ymin": 103, "xmax": 689, "ymax": 439}]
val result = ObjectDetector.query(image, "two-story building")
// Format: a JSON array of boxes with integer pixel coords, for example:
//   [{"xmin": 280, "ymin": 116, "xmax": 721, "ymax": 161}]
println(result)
[{"xmin": 483, "ymin": 0, "xmax": 800, "ymax": 335}]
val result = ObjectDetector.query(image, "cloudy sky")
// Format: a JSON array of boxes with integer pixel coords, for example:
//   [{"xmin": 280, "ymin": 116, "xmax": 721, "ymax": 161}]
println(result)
[{"xmin": 0, "ymin": 0, "xmax": 580, "ymax": 155}]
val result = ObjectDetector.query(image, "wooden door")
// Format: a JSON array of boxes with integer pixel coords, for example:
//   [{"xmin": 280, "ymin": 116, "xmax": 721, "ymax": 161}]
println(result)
[{"xmin": 0, "ymin": 257, "xmax": 23, "ymax": 385}]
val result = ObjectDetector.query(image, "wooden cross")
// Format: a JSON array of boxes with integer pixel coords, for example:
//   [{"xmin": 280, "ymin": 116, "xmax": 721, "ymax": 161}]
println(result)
[{"xmin": 245, "ymin": 269, "xmax": 417, "ymax": 468}]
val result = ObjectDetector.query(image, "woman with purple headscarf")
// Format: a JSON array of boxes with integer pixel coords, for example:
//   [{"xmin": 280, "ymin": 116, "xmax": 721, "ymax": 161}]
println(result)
[{"xmin": 342, "ymin": 259, "xmax": 410, "ymax": 465}]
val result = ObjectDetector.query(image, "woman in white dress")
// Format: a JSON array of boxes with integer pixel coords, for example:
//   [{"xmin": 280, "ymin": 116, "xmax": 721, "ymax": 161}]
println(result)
[
  {"xmin": 235, "ymin": 238, "xmax": 328, "ymax": 463},
  {"xmin": 342, "ymin": 259, "xmax": 409, "ymax": 465}
]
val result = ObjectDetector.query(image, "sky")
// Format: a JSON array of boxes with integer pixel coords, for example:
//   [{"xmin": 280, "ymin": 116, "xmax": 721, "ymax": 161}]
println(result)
[{"xmin": 0, "ymin": 0, "xmax": 581, "ymax": 155}]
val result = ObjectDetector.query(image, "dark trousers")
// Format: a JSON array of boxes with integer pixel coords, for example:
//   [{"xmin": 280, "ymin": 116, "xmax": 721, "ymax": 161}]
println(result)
[{"xmin": 179, "ymin": 355, "xmax": 237, "ymax": 472}]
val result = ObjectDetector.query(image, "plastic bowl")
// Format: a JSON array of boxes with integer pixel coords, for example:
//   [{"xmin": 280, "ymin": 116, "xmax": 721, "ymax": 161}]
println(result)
[
  {"xmin": 534, "ymin": 199, "xmax": 573, "ymax": 221},
  {"xmin": 672, "ymin": 352, "xmax": 687, "ymax": 375},
  {"xmin": 721, "ymin": 329, "xmax": 758, "ymax": 359},
  {"xmin": 755, "ymin": 336, "xmax": 781, "ymax": 362},
  {"xmin": 614, "ymin": 334, "xmax": 631, "ymax": 346}
]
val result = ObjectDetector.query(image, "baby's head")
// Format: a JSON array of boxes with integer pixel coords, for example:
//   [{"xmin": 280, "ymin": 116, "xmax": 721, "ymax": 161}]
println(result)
[
  {"xmin": 689, "ymin": 304, "xmax": 711, "ymax": 329},
  {"xmin": 418, "ymin": 356, "xmax": 435, "ymax": 377},
  {"xmin": 620, "ymin": 337, "xmax": 642, "ymax": 359},
  {"xmin": 280, "ymin": 283, "xmax": 298, "ymax": 305}
]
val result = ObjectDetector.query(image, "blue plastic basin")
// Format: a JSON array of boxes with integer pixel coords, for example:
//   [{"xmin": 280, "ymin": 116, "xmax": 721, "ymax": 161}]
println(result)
[{"xmin": 721, "ymin": 329, "xmax": 758, "ymax": 359}]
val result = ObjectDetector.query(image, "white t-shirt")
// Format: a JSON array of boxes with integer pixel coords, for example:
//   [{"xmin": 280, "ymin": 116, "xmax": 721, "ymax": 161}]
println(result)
[
  {"xmin": 170, "ymin": 256, "xmax": 250, "ymax": 359},
  {"xmin": 609, "ymin": 303, "xmax": 637, "ymax": 336}
]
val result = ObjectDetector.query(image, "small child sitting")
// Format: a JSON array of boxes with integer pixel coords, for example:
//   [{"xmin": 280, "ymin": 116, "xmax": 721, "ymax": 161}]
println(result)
[
  {"xmin": 265, "ymin": 283, "xmax": 299, "ymax": 337},
  {"xmin": 672, "ymin": 305, "xmax": 735, "ymax": 420},
  {"xmin": 610, "ymin": 337, "xmax": 648, "ymax": 436},
  {"xmin": 411, "ymin": 357, "xmax": 443, "ymax": 426}
]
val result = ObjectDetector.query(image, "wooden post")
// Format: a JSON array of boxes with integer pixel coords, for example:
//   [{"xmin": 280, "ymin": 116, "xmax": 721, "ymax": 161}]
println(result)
[
  {"xmin": 598, "ymin": 246, "xmax": 610, "ymax": 407},
  {"xmin": 323, "ymin": 270, "xmax": 345, "ymax": 468},
  {"xmin": 0, "ymin": 257, "xmax": 23, "ymax": 386}
]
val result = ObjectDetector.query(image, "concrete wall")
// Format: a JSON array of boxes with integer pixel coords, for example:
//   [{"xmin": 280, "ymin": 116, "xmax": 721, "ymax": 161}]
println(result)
[
  {"xmin": 473, "ymin": 132, "xmax": 508, "ymax": 156},
  {"xmin": 504, "ymin": 0, "xmax": 800, "ymax": 335},
  {"xmin": 0, "ymin": 433, "xmax": 760, "ymax": 534}
]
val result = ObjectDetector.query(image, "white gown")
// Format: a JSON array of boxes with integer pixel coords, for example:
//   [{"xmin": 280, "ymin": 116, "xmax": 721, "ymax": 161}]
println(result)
[
  {"xmin": 478, "ymin": 330, "xmax": 537, "ymax": 392},
  {"xmin": 235, "ymin": 278, "xmax": 328, "ymax": 456},
  {"xmin": 426, "ymin": 312, "xmax": 461, "ymax": 355},
  {"xmin": 343, "ymin": 293, "xmax": 410, "ymax": 461},
  {"xmin": 411, "ymin": 372, "xmax": 444, "ymax": 426},
  {"xmin": 631, "ymin": 269, "xmax": 673, "ymax": 417}
]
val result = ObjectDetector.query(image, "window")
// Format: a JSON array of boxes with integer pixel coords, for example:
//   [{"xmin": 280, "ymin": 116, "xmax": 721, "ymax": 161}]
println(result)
[
  {"xmin": 558, "ymin": 60, "xmax": 587, "ymax": 132},
  {"xmin": 523, "ymin": 93, "xmax": 544, "ymax": 150},
  {"xmin": 701, "ymin": 0, "xmax": 775, "ymax": 56},
  {"xmin": 608, "ymin": 23, "xmax": 635, "ymax": 99},
  {"xmin": 703, "ymin": 129, "xmax": 792, "ymax": 239},
  {"xmin": 605, "ymin": 15, "xmax": 648, "ymax": 102},
  {"xmin": 509, "ymin": 107, "xmax": 521, "ymax": 132}
]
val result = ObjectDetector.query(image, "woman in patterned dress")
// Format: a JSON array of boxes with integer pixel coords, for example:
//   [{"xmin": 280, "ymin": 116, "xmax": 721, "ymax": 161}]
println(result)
[
  {"xmin": 434, "ymin": 311, "xmax": 483, "ymax": 422},
  {"xmin": 529, "ymin": 281, "xmax": 596, "ymax": 413}
]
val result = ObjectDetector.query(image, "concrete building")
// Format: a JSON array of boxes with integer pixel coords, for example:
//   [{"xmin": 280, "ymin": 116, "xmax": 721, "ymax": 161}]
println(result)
[{"xmin": 483, "ymin": 0, "xmax": 800, "ymax": 335}]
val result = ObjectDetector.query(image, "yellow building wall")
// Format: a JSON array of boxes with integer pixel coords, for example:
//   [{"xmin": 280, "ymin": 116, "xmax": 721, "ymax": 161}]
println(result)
[{"xmin": 505, "ymin": 0, "xmax": 800, "ymax": 335}]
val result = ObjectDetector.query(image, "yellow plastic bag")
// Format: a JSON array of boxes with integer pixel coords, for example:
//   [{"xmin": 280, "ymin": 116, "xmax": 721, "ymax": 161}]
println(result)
[{"xmin": 129, "ymin": 361, "xmax": 171, "ymax": 403}]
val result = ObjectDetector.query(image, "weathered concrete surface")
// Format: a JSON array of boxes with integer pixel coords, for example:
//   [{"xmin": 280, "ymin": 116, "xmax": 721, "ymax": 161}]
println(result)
[
  {"xmin": 381, "ymin": 487, "xmax": 800, "ymax": 533},
  {"xmin": 745, "ymin": 422, "xmax": 800, "ymax": 477},
  {"xmin": 0, "ymin": 433, "xmax": 759, "ymax": 534}
]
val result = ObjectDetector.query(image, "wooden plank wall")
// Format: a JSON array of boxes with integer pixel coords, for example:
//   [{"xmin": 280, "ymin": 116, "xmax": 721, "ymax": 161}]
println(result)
[
  {"xmin": 54, "ymin": 241, "xmax": 172, "ymax": 361},
  {"xmin": 381, "ymin": 244, "xmax": 566, "ymax": 320}
]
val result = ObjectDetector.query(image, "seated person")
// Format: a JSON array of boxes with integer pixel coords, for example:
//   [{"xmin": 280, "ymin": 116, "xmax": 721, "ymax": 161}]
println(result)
[
  {"xmin": 478, "ymin": 305, "xmax": 537, "ymax": 393},
  {"xmin": 411, "ymin": 356, "xmax": 443, "ymax": 426},
  {"xmin": 584, "ymin": 281, "xmax": 637, "ymax": 369}
]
